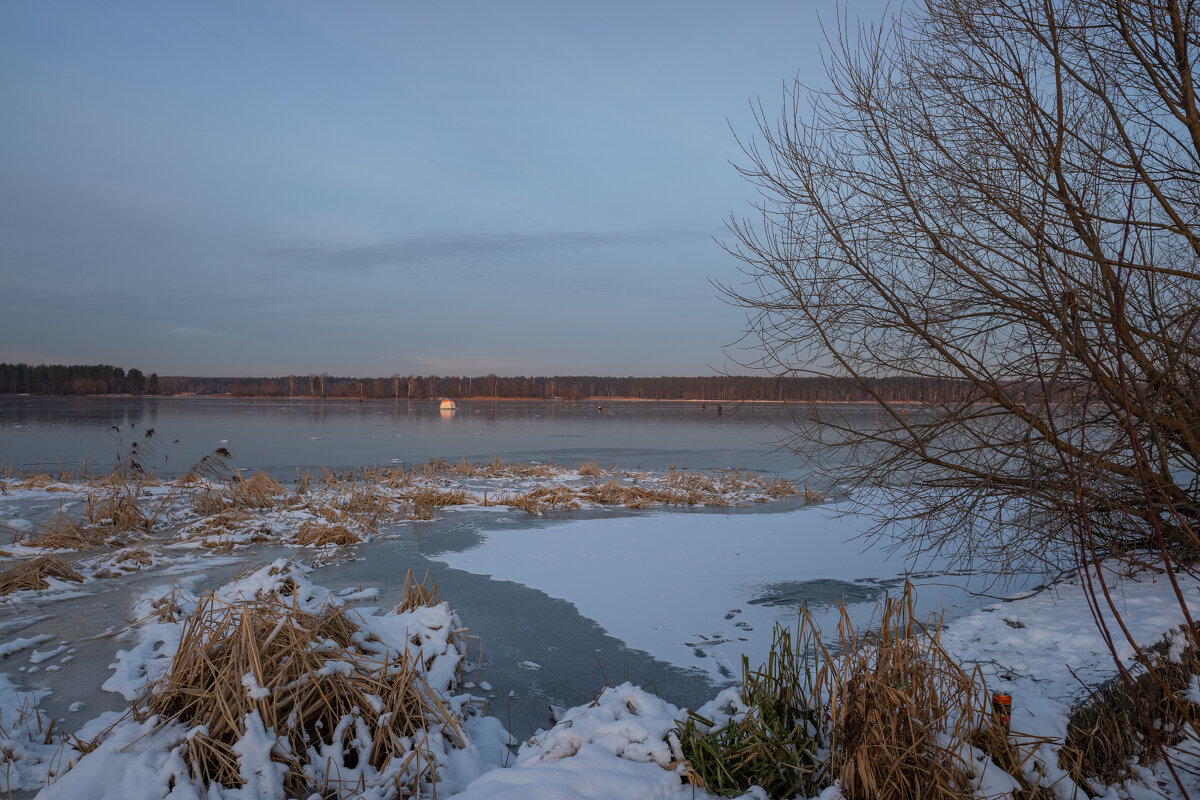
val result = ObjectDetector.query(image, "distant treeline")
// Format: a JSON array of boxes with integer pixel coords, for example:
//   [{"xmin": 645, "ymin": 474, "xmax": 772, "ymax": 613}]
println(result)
[
  {"xmin": 0, "ymin": 364, "xmax": 971, "ymax": 402},
  {"xmin": 0, "ymin": 363, "xmax": 159, "ymax": 396}
]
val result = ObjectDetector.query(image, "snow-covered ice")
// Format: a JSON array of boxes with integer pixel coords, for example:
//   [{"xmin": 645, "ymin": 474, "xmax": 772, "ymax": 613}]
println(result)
[{"xmin": 434, "ymin": 505, "xmax": 1043, "ymax": 681}]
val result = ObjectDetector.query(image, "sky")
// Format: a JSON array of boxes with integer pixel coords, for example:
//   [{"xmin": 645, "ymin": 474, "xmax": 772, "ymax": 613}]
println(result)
[{"xmin": 0, "ymin": 0, "xmax": 884, "ymax": 378}]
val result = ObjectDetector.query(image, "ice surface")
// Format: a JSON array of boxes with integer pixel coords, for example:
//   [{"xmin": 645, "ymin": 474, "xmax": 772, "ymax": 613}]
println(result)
[{"xmin": 433, "ymin": 505, "xmax": 1042, "ymax": 681}]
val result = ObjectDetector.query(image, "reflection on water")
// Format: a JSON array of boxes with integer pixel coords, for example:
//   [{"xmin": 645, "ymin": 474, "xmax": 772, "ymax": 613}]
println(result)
[{"xmin": 0, "ymin": 396, "xmax": 865, "ymax": 485}]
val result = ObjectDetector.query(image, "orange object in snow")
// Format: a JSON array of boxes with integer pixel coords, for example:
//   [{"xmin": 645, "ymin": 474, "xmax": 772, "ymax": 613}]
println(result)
[{"xmin": 992, "ymin": 692, "xmax": 1012, "ymax": 730}]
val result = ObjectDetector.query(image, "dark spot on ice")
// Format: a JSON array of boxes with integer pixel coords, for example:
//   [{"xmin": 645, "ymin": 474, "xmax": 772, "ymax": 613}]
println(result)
[
  {"xmin": 717, "ymin": 664, "xmax": 734, "ymax": 679},
  {"xmin": 748, "ymin": 578, "xmax": 886, "ymax": 610},
  {"xmin": 1003, "ymin": 618, "xmax": 1025, "ymax": 629},
  {"xmin": 724, "ymin": 609, "xmax": 741, "ymax": 619},
  {"xmin": 734, "ymin": 621, "xmax": 753, "ymax": 631},
  {"xmin": 693, "ymin": 648, "xmax": 706, "ymax": 658}
]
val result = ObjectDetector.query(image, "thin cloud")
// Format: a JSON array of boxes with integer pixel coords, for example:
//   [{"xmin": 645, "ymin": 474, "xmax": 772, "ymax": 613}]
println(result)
[{"xmin": 263, "ymin": 229, "xmax": 685, "ymax": 274}]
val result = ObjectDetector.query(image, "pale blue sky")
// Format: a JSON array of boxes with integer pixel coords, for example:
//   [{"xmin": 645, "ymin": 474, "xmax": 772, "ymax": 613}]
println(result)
[{"xmin": 1, "ymin": 1, "xmax": 883, "ymax": 377}]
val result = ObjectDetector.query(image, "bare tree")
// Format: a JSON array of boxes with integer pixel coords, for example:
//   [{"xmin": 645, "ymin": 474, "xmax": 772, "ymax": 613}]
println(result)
[
  {"xmin": 724, "ymin": 0, "xmax": 1199, "ymax": 570},
  {"xmin": 723, "ymin": 0, "xmax": 1200, "ymax": 785}
]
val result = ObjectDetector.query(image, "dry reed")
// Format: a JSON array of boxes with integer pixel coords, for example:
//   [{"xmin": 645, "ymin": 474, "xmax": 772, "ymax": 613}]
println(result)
[
  {"xmin": 576, "ymin": 459, "xmax": 605, "ymax": 477},
  {"xmin": 193, "ymin": 470, "xmax": 284, "ymax": 514},
  {"xmin": 141, "ymin": 589, "xmax": 464, "ymax": 797},
  {"xmin": 494, "ymin": 486, "xmax": 582, "ymax": 514},
  {"xmin": 817, "ymin": 588, "xmax": 986, "ymax": 800},
  {"xmin": 91, "ymin": 547, "xmax": 162, "ymax": 579},
  {"xmin": 24, "ymin": 513, "xmax": 108, "ymax": 551},
  {"xmin": 1058, "ymin": 631, "xmax": 1200, "ymax": 792},
  {"xmin": 404, "ymin": 487, "xmax": 478, "ymax": 508},
  {"xmin": 15, "ymin": 472, "xmax": 63, "ymax": 491},
  {"xmin": 86, "ymin": 488, "xmax": 151, "ymax": 533},
  {"xmin": 294, "ymin": 521, "xmax": 361, "ymax": 547},
  {"xmin": 408, "ymin": 503, "xmax": 437, "ymax": 521},
  {"xmin": 398, "ymin": 569, "xmax": 442, "ymax": 611},
  {"xmin": 0, "ymin": 556, "xmax": 85, "ymax": 595},
  {"xmin": 676, "ymin": 585, "xmax": 1019, "ymax": 800}
]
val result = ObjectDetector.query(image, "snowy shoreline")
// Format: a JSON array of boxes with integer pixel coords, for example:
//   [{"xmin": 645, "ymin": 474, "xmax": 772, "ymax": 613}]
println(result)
[
  {"xmin": 0, "ymin": 467, "xmax": 1196, "ymax": 798},
  {"xmin": 4, "ymin": 552, "xmax": 1194, "ymax": 799}
]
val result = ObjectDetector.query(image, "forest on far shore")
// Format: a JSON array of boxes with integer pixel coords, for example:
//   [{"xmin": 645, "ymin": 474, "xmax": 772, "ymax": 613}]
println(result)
[{"xmin": 0, "ymin": 363, "xmax": 971, "ymax": 403}]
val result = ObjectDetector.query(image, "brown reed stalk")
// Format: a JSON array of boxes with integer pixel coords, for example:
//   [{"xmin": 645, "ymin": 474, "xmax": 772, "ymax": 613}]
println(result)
[
  {"xmin": 294, "ymin": 521, "xmax": 360, "ymax": 547},
  {"xmin": 576, "ymin": 460, "xmax": 605, "ymax": 477},
  {"xmin": 141, "ymin": 589, "xmax": 465, "ymax": 796},
  {"xmin": 817, "ymin": 587, "xmax": 985, "ymax": 800},
  {"xmin": 0, "ymin": 556, "xmax": 85, "ymax": 595}
]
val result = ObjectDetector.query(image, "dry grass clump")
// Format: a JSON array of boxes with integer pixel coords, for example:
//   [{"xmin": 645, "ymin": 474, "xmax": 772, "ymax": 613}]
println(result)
[
  {"xmin": 294, "ymin": 468, "xmax": 314, "ymax": 495},
  {"xmin": 14, "ymin": 471, "xmax": 64, "ymax": 491},
  {"xmin": 178, "ymin": 447, "xmax": 234, "ymax": 484},
  {"xmin": 397, "ymin": 486, "xmax": 476, "ymax": 520},
  {"xmin": 662, "ymin": 468, "xmax": 802, "ymax": 505},
  {"xmin": 86, "ymin": 487, "xmax": 152, "ymax": 533},
  {"xmin": 0, "ymin": 555, "xmax": 85, "ymax": 595},
  {"xmin": 193, "ymin": 471, "xmax": 285, "ymax": 514},
  {"xmin": 172, "ymin": 509, "xmax": 277, "ymax": 551},
  {"xmin": 676, "ymin": 586, "xmax": 1009, "ymax": 800},
  {"xmin": 819, "ymin": 590, "xmax": 986, "ymax": 799},
  {"xmin": 417, "ymin": 458, "xmax": 452, "ymax": 479},
  {"xmin": 294, "ymin": 520, "xmax": 361, "ymax": 547},
  {"xmin": 450, "ymin": 458, "xmax": 484, "ymax": 478},
  {"xmin": 112, "ymin": 546, "xmax": 156, "ymax": 567},
  {"xmin": 369, "ymin": 466, "xmax": 417, "ymax": 490},
  {"xmin": 332, "ymin": 486, "xmax": 395, "ymax": 532},
  {"xmin": 141, "ymin": 591, "xmax": 464, "ymax": 797},
  {"xmin": 177, "ymin": 509, "xmax": 254, "ymax": 539},
  {"xmin": 24, "ymin": 513, "xmax": 109, "ymax": 551},
  {"xmin": 764, "ymin": 477, "xmax": 801, "ymax": 499},
  {"xmin": 509, "ymin": 460, "xmax": 561, "ymax": 478},
  {"xmin": 580, "ymin": 479, "xmax": 678, "ymax": 508},
  {"xmin": 970, "ymin": 726, "xmax": 1058, "ymax": 800},
  {"xmin": 495, "ymin": 486, "xmax": 582, "ymax": 514},
  {"xmin": 91, "ymin": 547, "xmax": 166, "ymax": 579},
  {"xmin": 417, "ymin": 455, "xmax": 563, "ymax": 480},
  {"xmin": 405, "ymin": 487, "xmax": 478, "ymax": 508},
  {"xmin": 576, "ymin": 459, "xmax": 606, "ymax": 477},
  {"xmin": 1058, "ymin": 630, "xmax": 1200, "ymax": 793},
  {"xmin": 398, "ymin": 569, "xmax": 442, "ymax": 611},
  {"xmin": 408, "ymin": 503, "xmax": 437, "ymax": 521},
  {"xmin": 190, "ymin": 487, "xmax": 230, "ymax": 516},
  {"xmin": 235, "ymin": 471, "xmax": 284, "ymax": 507}
]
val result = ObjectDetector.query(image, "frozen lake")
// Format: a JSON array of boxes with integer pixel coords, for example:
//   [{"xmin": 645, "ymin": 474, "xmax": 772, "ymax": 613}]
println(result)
[
  {"xmin": 0, "ymin": 396, "xmax": 1041, "ymax": 743},
  {"xmin": 0, "ymin": 395, "xmax": 820, "ymax": 480}
]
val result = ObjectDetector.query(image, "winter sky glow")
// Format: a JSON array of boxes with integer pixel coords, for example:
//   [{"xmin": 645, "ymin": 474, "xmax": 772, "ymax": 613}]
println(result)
[{"xmin": 1, "ymin": 1, "xmax": 883, "ymax": 377}]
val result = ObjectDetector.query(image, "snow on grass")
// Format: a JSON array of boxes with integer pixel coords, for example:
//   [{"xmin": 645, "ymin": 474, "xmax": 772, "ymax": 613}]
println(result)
[
  {"xmin": 0, "ymin": 471, "xmax": 1197, "ymax": 798},
  {"xmin": 41, "ymin": 558, "xmax": 503, "ymax": 799},
  {"xmin": 1, "ymin": 550, "xmax": 1194, "ymax": 798}
]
